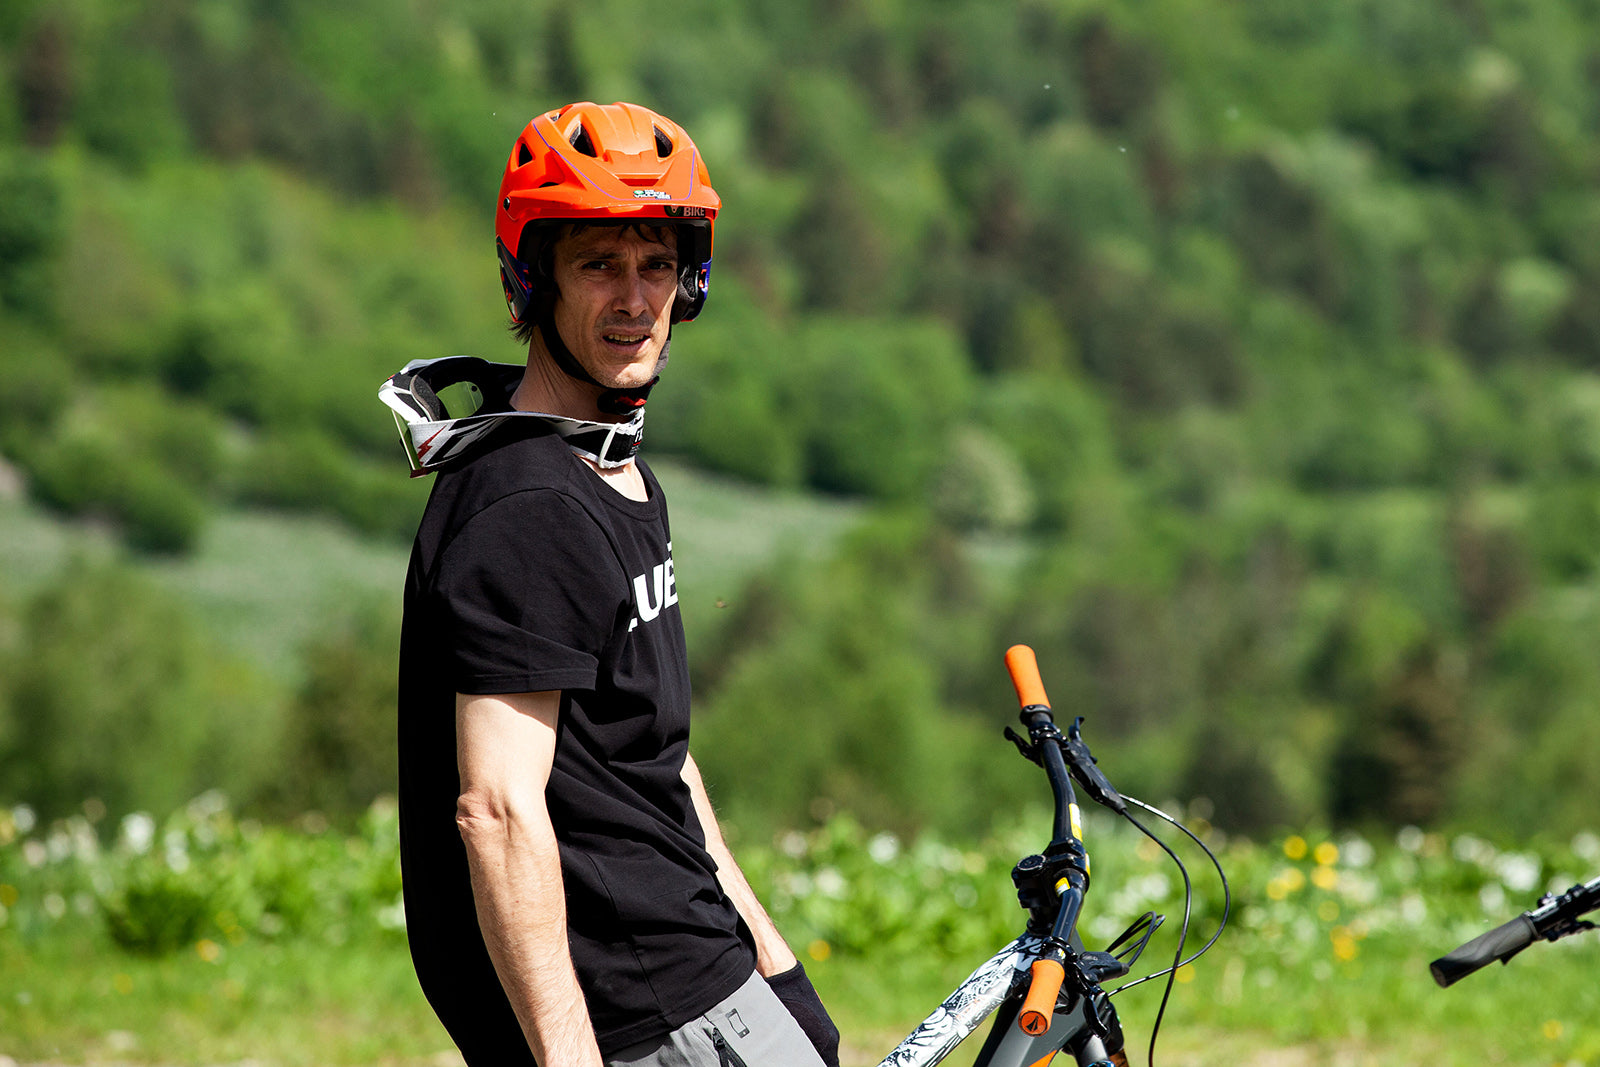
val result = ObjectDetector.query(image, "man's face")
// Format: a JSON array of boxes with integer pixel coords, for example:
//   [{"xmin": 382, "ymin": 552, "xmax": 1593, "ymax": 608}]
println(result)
[{"xmin": 549, "ymin": 224, "xmax": 679, "ymax": 391}]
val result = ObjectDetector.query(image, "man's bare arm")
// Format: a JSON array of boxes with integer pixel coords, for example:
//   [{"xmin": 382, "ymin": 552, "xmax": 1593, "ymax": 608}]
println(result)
[
  {"xmin": 681, "ymin": 751, "xmax": 799, "ymax": 977},
  {"xmin": 456, "ymin": 691, "xmax": 603, "ymax": 1067}
]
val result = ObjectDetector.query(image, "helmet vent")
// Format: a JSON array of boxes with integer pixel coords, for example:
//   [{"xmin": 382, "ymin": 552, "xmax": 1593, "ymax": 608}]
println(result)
[
  {"xmin": 569, "ymin": 123, "xmax": 597, "ymax": 157},
  {"xmin": 654, "ymin": 127, "xmax": 674, "ymax": 158},
  {"xmin": 517, "ymin": 142, "xmax": 533, "ymax": 167}
]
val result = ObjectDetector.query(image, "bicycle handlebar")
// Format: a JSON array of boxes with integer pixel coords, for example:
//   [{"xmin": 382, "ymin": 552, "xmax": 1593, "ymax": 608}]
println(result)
[
  {"xmin": 1004, "ymin": 645, "xmax": 1092, "ymax": 1039},
  {"xmin": 1005, "ymin": 644, "xmax": 1051, "ymax": 711},
  {"xmin": 1429, "ymin": 914, "xmax": 1536, "ymax": 987},
  {"xmin": 1018, "ymin": 959, "xmax": 1066, "ymax": 1035},
  {"xmin": 1431, "ymin": 874, "xmax": 1600, "ymax": 987}
]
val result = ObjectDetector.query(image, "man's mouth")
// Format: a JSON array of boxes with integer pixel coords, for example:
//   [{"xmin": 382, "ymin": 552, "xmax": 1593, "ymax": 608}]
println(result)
[{"xmin": 603, "ymin": 331, "xmax": 650, "ymax": 348}]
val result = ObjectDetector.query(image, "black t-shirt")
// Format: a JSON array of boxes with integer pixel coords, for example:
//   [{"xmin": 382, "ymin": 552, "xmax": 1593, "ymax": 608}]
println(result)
[{"xmin": 397, "ymin": 423, "xmax": 754, "ymax": 1062}]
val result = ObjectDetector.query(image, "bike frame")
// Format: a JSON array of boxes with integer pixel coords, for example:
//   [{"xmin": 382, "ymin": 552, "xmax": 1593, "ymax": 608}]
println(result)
[{"xmin": 876, "ymin": 933, "xmax": 1116, "ymax": 1067}]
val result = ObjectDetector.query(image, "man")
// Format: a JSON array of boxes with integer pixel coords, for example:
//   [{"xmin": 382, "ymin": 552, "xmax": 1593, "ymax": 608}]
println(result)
[{"xmin": 380, "ymin": 102, "xmax": 840, "ymax": 1067}]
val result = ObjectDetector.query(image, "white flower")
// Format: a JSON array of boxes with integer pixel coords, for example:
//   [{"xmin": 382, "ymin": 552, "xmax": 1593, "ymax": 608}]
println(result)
[
  {"xmin": 868, "ymin": 833, "xmax": 900, "ymax": 865},
  {"xmin": 814, "ymin": 867, "xmax": 847, "ymax": 898},
  {"xmin": 1494, "ymin": 852, "xmax": 1541, "ymax": 894},
  {"xmin": 377, "ymin": 895, "xmax": 407, "ymax": 931},
  {"xmin": 1339, "ymin": 836, "xmax": 1375, "ymax": 869},
  {"xmin": 1452, "ymin": 834, "xmax": 1496, "ymax": 867},
  {"xmin": 121, "ymin": 813, "xmax": 156, "ymax": 855},
  {"xmin": 164, "ymin": 829, "xmax": 191, "ymax": 874},
  {"xmin": 46, "ymin": 832, "xmax": 73, "ymax": 864}
]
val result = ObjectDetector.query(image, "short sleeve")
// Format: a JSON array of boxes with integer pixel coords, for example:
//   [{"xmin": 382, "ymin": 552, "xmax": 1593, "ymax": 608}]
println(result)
[{"xmin": 433, "ymin": 489, "xmax": 623, "ymax": 695}]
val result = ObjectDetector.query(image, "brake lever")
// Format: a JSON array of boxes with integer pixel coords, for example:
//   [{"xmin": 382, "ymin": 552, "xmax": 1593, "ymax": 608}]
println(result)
[
  {"xmin": 1005, "ymin": 725, "xmax": 1041, "ymax": 765},
  {"xmin": 1063, "ymin": 717, "xmax": 1127, "ymax": 814},
  {"xmin": 1078, "ymin": 950, "xmax": 1131, "ymax": 984}
]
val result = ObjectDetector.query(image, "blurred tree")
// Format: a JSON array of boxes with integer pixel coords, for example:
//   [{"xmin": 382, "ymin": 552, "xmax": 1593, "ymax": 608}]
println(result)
[
  {"xmin": 1327, "ymin": 644, "xmax": 1465, "ymax": 827},
  {"xmin": 0, "ymin": 559, "xmax": 280, "ymax": 821},
  {"xmin": 269, "ymin": 599, "xmax": 400, "ymax": 820},
  {"xmin": 1070, "ymin": 13, "xmax": 1164, "ymax": 132},
  {"xmin": 787, "ymin": 316, "xmax": 974, "ymax": 500},
  {"xmin": 0, "ymin": 149, "xmax": 63, "ymax": 322},
  {"xmin": 692, "ymin": 514, "xmax": 1030, "ymax": 838},
  {"xmin": 930, "ymin": 426, "xmax": 1034, "ymax": 534},
  {"xmin": 75, "ymin": 44, "xmax": 187, "ymax": 170},
  {"xmin": 14, "ymin": 10, "xmax": 72, "ymax": 147},
  {"xmin": 545, "ymin": 6, "xmax": 587, "ymax": 102}
]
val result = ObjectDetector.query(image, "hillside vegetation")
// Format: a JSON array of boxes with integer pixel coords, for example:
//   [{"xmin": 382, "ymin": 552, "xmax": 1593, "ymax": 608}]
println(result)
[{"xmin": 2, "ymin": 0, "xmax": 1600, "ymax": 843}]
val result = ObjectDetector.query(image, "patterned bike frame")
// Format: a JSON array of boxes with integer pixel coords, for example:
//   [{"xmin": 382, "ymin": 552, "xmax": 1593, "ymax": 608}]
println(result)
[{"xmin": 876, "ymin": 934, "xmax": 1114, "ymax": 1067}]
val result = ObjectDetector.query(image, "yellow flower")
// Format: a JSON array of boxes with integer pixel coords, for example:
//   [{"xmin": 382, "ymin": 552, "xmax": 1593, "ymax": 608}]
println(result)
[
  {"xmin": 1175, "ymin": 964, "xmax": 1196, "ymax": 984},
  {"xmin": 1314, "ymin": 841, "xmax": 1340, "ymax": 866},
  {"xmin": 1542, "ymin": 1019, "xmax": 1563, "ymax": 1041},
  {"xmin": 1311, "ymin": 866, "xmax": 1339, "ymax": 891},
  {"xmin": 807, "ymin": 939, "xmax": 832, "ymax": 963},
  {"xmin": 1330, "ymin": 930, "xmax": 1358, "ymax": 961},
  {"xmin": 1283, "ymin": 835, "xmax": 1308, "ymax": 861},
  {"xmin": 196, "ymin": 939, "xmax": 222, "ymax": 963}
]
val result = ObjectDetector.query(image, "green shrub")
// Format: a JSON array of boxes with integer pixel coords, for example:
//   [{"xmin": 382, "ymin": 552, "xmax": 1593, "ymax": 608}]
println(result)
[
  {"xmin": 786, "ymin": 316, "xmax": 974, "ymax": 500},
  {"xmin": 0, "ymin": 149, "xmax": 63, "ymax": 322},
  {"xmin": 102, "ymin": 861, "xmax": 216, "ymax": 954},
  {"xmin": 27, "ymin": 426, "xmax": 207, "ymax": 554},
  {"xmin": 270, "ymin": 599, "xmax": 401, "ymax": 821},
  {"xmin": 0, "ymin": 560, "xmax": 280, "ymax": 821}
]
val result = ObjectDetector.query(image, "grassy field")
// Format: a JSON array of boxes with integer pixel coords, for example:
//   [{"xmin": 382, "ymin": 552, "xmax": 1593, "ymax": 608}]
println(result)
[{"xmin": 3, "ymin": 796, "xmax": 1596, "ymax": 1067}]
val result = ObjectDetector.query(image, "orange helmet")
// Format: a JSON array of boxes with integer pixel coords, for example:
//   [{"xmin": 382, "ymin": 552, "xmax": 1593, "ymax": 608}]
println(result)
[{"xmin": 496, "ymin": 101, "xmax": 720, "ymax": 325}]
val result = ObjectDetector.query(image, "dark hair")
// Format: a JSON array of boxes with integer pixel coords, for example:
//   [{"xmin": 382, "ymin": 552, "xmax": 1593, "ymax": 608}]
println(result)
[{"xmin": 508, "ymin": 221, "xmax": 682, "ymax": 347}]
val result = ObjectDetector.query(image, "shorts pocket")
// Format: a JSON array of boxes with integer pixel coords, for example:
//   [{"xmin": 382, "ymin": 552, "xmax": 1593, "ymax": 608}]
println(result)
[{"xmin": 710, "ymin": 1027, "xmax": 748, "ymax": 1067}]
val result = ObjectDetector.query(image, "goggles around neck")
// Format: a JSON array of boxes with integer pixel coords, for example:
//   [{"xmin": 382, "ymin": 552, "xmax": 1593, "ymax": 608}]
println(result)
[{"xmin": 378, "ymin": 355, "xmax": 645, "ymax": 475}]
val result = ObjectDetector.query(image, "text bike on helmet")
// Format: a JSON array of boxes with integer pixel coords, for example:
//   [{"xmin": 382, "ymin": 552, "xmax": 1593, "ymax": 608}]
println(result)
[{"xmin": 379, "ymin": 102, "xmax": 719, "ymax": 474}]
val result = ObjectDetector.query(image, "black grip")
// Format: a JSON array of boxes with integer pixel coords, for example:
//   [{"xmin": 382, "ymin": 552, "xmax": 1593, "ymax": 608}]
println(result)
[{"xmin": 1429, "ymin": 914, "xmax": 1537, "ymax": 987}]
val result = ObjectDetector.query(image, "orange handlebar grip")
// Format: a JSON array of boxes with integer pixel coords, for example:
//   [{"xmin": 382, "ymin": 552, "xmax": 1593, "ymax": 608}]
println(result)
[
  {"xmin": 1018, "ymin": 958, "xmax": 1065, "ymax": 1036},
  {"xmin": 1005, "ymin": 644, "xmax": 1051, "ymax": 710}
]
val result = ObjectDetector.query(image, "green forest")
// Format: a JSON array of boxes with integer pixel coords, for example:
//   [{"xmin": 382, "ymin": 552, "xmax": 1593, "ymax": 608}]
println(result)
[{"xmin": 5, "ymin": 0, "xmax": 1600, "ymax": 853}]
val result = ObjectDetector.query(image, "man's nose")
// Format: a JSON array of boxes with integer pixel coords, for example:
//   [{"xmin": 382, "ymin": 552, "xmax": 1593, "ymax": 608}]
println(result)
[{"xmin": 611, "ymin": 267, "xmax": 652, "ymax": 316}]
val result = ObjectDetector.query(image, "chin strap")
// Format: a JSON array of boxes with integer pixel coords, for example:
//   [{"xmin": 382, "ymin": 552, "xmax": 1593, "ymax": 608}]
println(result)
[{"xmin": 533, "ymin": 302, "xmax": 667, "ymax": 415}]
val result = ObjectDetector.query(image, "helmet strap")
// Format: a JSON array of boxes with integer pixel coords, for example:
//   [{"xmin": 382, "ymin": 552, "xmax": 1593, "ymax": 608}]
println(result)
[{"xmin": 531, "ymin": 299, "xmax": 667, "ymax": 416}]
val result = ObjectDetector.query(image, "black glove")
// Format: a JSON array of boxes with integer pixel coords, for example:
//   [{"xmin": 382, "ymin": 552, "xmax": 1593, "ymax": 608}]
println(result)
[{"xmin": 766, "ymin": 961, "xmax": 841, "ymax": 1067}]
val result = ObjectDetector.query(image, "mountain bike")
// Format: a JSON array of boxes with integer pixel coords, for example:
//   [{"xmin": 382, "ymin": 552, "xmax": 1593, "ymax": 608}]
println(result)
[
  {"xmin": 873, "ymin": 645, "xmax": 1229, "ymax": 1067},
  {"xmin": 1430, "ymin": 873, "xmax": 1600, "ymax": 987}
]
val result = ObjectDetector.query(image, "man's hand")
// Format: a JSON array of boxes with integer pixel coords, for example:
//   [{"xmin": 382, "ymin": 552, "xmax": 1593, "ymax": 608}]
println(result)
[
  {"xmin": 680, "ymin": 754, "xmax": 798, "ymax": 976},
  {"xmin": 457, "ymin": 691, "xmax": 604, "ymax": 1067},
  {"xmin": 766, "ymin": 961, "xmax": 842, "ymax": 1067},
  {"xmin": 682, "ymin": 754, "xmax": 841, "ymax": 1065}
]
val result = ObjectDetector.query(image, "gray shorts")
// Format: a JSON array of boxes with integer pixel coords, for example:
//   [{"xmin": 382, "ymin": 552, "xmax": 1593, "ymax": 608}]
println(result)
[{"xmin": 606, "ymin": 969, "xmax": 828, "ymax": 1067}]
